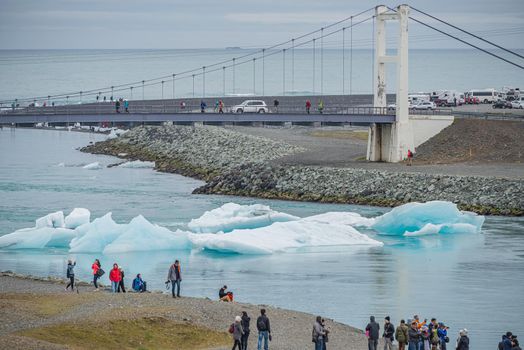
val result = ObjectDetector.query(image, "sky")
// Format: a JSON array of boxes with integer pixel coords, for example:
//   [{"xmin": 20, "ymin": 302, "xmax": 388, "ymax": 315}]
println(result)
[{"xmin": 0, "ymin": 0, "xmax": 523, "ymax": 49}]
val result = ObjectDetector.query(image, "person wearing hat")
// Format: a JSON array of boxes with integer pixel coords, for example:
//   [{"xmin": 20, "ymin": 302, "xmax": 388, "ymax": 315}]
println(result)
[
  {"xmin": 231, "ymin": 315, "xmax": 244, "ymax": 350},
  {"xmin": 383, "ymin": 316, "xmax": 395, "ymax": 350},
  {"xmin": 408, "ymin": 321, "xmax": 420, "ymax": 350},
  {"xmin": 456, "ymin": 329, "xmax": 469, "ymax": 350},
  {"xmin": 438, "ymin": 323, "xmax": 449, "ymax": 350},
  {"xmin": 395, "ymin": 319, "xmax": 409, "ymax": 350},
  {"xmin": 365, "ymin": 315, "xmax": 380, "ymax": 350},
  {"xmin": 513, "ymin": 338, "xmax": 522, "ymax": 350}
]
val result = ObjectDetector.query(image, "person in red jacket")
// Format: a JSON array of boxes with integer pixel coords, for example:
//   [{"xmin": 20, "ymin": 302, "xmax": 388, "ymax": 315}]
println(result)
[
  {"xmin": 109, "ymin": 263, "xmax": 122, "ymax": 293},
  {"xmin": 92, "ymin": 259, "xmax": 101, "ymax": 291},
  {"xmin": 305, "ymin": 100, "xmax": 312, "ymax": 114}
]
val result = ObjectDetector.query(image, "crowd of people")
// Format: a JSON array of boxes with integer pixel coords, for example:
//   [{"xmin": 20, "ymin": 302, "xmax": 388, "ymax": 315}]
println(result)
[{"xmin": 66, "ymin": 259, "xmax": 517, "ymax": 350}]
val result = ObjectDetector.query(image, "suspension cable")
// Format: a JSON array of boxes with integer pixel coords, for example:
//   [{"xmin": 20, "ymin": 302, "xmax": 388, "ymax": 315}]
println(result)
[{"xmin": 411, "ymin": 7, "xmax": 524, "ymax": 60}]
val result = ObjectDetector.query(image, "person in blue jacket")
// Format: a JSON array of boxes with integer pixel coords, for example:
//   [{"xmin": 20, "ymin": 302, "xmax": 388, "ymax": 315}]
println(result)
[
  {"xmin": 132, "ymin": 273, "xmax": 147, "ymax": 292},
  {"xmin": 200, "ymin": 100, "xmax": 207, "ymax": 113},
  {"xmin": 437, "ymin": 323, "xmax": 448, "ymax": 350}
]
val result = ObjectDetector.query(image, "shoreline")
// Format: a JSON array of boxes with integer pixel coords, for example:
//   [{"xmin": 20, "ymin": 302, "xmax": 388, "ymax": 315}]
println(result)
[
  {"xmin": 0, "ymin": 272, "xmax": 369, "ymax": 350},
  {"xmin": 81, "ymin": 124, "xmax": 524, "ymax": 216}
]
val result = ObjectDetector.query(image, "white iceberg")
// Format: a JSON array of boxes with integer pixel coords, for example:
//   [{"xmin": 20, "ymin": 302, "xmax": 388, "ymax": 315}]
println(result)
[
  {"xmin": 35, "ymin": 211, "xmax": 65, "ymax": 228},
  {"xmin": 302, "ymin": 211, "xmax": 375, "ymax": 227},
  {"xmin": 102, "ymin": 215, "xmax": 191, "ymax": 254},
  {"xmin": 188, "ymin": 219, "xmax": 382, "ymax": 255},
  {"xmin": 68, "ymin": 213, "xmax": 125, "ymax": 253},
  {"xmin": 64, "ymin": 208, "xmax": 91, "ymax": 229},
  {"xmin": 188, "ymin": 203, "xmax": 299, "ymax": 233},
  {"xmin": 82, "ymin": 162, "xmax": 102, "ymax": 170},
  {"xmin": 118, "ymin": 160, "xmax": 155, "ymax": 169},
  {"xmin": 372, "ymin": 201, "xmax": 485, "ymax": 236}
]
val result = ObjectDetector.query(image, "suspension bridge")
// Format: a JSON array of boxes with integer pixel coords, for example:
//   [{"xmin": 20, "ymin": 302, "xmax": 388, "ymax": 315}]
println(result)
[{"xmin": 1, "ymin": 4, "xmax": 522, "ymax": 162}]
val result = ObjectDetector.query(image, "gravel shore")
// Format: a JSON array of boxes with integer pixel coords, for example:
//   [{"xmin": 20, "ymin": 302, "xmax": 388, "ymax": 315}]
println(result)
[
  {"xmin": 0, "ymin": 274, "xmax": 370, "ymax": 350},
  {"xmin": 82, "ymin": 124, "xmax": 524, "ymax": 215}
]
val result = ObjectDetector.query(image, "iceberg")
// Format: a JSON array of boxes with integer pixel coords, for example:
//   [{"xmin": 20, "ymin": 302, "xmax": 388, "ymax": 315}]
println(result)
[
  {"xmin": 68, "ymin": 213, "xmax": 125, "ymax": 253},
  {"xmin": 188, "ymin": 219, "xmax": 382, "ymax": 255},
  {"xmin": 82, "ymin": 162, "xmax": 102, "ymax": 170},
  {"xmin": 102, "ymin": 215, "xmax": 191, "ymax": 254},
  {"xmin": 118, "ymin": 160, "xmax": 155, "ymax": 169},
  {"xmin": 371, "ymin": 201, "xmax": 485, "ymax": 236},
  {"xmin": 188, "ymin": 203, "xmax": 299, "ymax": 233},
  {"xmin": 35, "ymin": 211, "xmax": 65, "ymax": 228},
  {"xmin": 302, "ymin": 212, "xmax": 375, "ymax": 227},
  {"xmin": 64, "ymin": 208, "xmax": 91, "ymax": 229}
]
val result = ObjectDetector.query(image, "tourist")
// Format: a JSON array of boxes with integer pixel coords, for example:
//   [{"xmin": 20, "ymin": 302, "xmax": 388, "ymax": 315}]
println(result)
[
  {"xmin": 318, "ymin": 100, "xmax": 324, "ymax": 114},
  {"xmin": 215, "ymin": 100, "xmax": 219, "ymax": 112},
  {"xmin": 180, "ymin": 101, "xmax": 186, "ymax": 109},
  {"xmin": 200, "ymin": 100, "xmax": 207, "ymax": 113},
  {"xmin": 306, "ymin": 100, "xmax": 311, "ymax": 114},
  {"xmin": 115, "ymin": 99, "xmax": 120, "ymax": 113},
  {"xmin": 321, "ymin": 318, "xmax": 329, "ymax": 350},
  {"xmin": 92, "ymin": 259, "xmax": 102, "ymax": 291},
  {"xmin": 383, "ymin": 316, "xmax": 395, "ymax": 350},
  {"xmin": 455, "ymin": 329, "xmax": 469, "ymax": 350},
  {"xmin": 109, "ymin": 263, "xmax": 121, "ymax": 293},
  {"xmin": 65, "ymin": 259, "xmax": 76, "ymax": 292},
  {"xmin": 437, "ymin": 323, "xmax": 449, "ymax": 350},
  {"xmin": 312, "ymin": 316, "xmax": 326, "ymax": 350},
  {"xmin": 132, "ymin": 273, "xmax": 147, "ymax": 292},
  {"xmin": 241, "ymin": 311, "xmax": 251, "ymax": 350},
  {"xmin": 407, "ymin": 149, "xmax": 414, "ymax": 166},
  {"xmin": 124, "ymin": 99, "xmax": 129, "ymax": 113},
  {"xmin": 257, "ymin": 308, "xmax": 271, "ymax": 350},
  {"xmin": 219, "ymin": 100, "xmax": 224, "ymax": 114},
  {"xmin": 365, "ymin": 315, "xmax": 380, "ymax": 350},
  {"xmin": 117, "ymin": 267, "xmax": 126, "ymax": 293},
  {"xmin": 428, "ymin": 319, "xmax": 439, "ymax": 350},
  {"xmin": 232, "ymin": 315, "xmax": 244, "ymax": 350},
  {"xmin": 219, "ymin": 285, "xmax": 233, "ymax": 302},
  {"xmin": 103, "ymin": 96, "xmax": 107, "ymax": 102},
  {"xmin": 273, "ymin": 99, "xmax": 279, "ymax": 112},
  {"xmin": 512, "ymin": 338, "xmax": 522, "ymax": 350},
  {"xmin": 396, "ymin": 319, "xmax": 409, "ymax": 350},
  {"xmin": 408, "ymin": 321, "xmax": 420, "ymax": 350},
  {"xmin": 420, "ymin": 325, "xmax": 430, "ymax": 350},
  {"xmin": 167, "ymin": 259, "xmax": 182, "ymax": 298},
  {"xmin": 500, "ymin": 332, "xmax": 513, "ymax": 350}
]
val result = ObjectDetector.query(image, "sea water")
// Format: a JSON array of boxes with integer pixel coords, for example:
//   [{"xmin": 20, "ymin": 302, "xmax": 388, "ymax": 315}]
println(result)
[
  {"xmin": 1, "ymin": 49, "xmax": 523, "ymax": 104},
  {"xmin": 0, "ymin": 128, "xmax": 523, "ymax": 349}
]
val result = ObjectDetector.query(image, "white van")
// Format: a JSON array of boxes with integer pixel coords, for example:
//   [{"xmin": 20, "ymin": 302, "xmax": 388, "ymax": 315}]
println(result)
[{"xmin": 467, "ymin": 89, "xmax": 499, "ymax": 104}]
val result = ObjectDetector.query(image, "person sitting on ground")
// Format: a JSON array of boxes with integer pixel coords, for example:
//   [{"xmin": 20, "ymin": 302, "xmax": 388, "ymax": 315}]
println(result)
[
  {"xmin": 132, "ymin": 273, "xmax": 147, "ymax": 292},
  {"xmin": 219, "ymin": 285, "xmax": 233, "ymax": 302}
]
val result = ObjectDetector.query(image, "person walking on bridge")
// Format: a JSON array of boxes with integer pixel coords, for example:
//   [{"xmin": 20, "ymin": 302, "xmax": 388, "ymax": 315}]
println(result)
[
  {"xmin": 124, "ymin": 99, "xmax": 129, "ymax": 113},
  {"xmin": 306, "ymin": 100, "xmax": 311, "ymax": 114},
  {"xmin": 200, "ymin": 100, "xmax": 207, "ymax": 113},
  {"xmin": 115, "ymin": 100, "xmax": 121, "ymax": 113},
  {"xmin": 318, "ymin": 100, "xmax": 324, "ymax": 114}
]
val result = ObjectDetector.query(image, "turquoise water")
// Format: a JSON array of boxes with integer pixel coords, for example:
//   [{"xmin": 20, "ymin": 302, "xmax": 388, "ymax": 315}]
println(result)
[
  {"xmin": 1, "ymin": 49, "xmax": 523, "ymax": 104},
  {"xmin": 0, "ymin": 128, "xmax": 523, "ymax": 349}
]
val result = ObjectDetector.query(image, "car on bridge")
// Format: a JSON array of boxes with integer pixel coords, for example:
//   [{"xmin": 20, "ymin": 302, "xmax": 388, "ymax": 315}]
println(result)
[
  {"xmin": 510, "ymin": 97, "xmax": 524, "ymax": 109},
  {"xmin": 412, "ymin": 101, "xmax": 436, "ymax": 110},
  {"xmin": 231, "ymin": 100, "xmax": 268, "ymax": 113}
]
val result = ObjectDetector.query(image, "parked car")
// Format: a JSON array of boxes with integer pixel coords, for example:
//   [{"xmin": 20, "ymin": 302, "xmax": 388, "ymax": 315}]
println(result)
[
  {"xmin": 412, "ymin": 101, "xmax": 436, "ymax": 110},
  {"xmin": 492, "ymin": 100, "xmax": 512, "ymax": 109},
  {"xmin": 510, "ymin": 97, "xmax": 524, "ymax": 109},
  {"xmin": 231, "ymin": 100, "xmax": 268, "ymax": 113},
  {"xmin": 387, "ymin": 102, "xmax": 414, "ymax": 110}
]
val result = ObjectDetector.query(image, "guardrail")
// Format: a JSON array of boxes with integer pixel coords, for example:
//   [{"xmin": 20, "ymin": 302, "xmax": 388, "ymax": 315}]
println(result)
[{"xmin": 1, "ymin": 104, "xmax": 455, "ymax": 117}]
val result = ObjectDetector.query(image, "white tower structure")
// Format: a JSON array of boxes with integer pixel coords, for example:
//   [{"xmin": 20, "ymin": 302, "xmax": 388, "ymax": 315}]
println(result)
[{"xmin": 367, "ymin": 4, "xmax": 414, "ymax": 162}]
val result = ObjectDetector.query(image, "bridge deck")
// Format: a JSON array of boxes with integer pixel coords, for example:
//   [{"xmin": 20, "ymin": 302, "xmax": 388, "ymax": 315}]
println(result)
[{"xmin": 0, "ymin": 112, "xmax": 396, "ymax": 124}]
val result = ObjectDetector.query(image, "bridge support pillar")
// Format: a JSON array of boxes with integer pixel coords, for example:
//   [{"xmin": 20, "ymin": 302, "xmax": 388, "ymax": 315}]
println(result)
[{"xmin": 367, "ymin": 4, "xmax": 414, "ymax": 162}]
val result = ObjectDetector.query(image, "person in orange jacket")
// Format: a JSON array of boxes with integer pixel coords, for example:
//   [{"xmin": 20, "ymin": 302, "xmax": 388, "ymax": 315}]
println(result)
[{"xmin": 109, "ymin": 263, "xmax": 122, "ymax": 293}]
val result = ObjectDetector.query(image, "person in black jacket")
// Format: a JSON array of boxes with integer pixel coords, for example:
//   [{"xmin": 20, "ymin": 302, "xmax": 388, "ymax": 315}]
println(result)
[
  {"xmin": 257, "ymin": 309, "xmax": 271, "ymax": 350},
  {"xmin": 117, "ymin": 267, "xmax": 126, "ymax": 293},
  {"xmin": 241, "ymin": 311, "xmax": 251, "ymax": 350},
  {"xmin": 456, "ymin": 329, "xmax": 469, "ymax": 350},
  {"xmin": 366, "ymin": 315, "xmax": 380, "ymax": 350},
  {"xmin": 65, "ymin": 260, "xmax": 76, "ymax": 292},
  {"xmin": 383, "ymin": 316, "xmax": 395, "ymax": 350}
]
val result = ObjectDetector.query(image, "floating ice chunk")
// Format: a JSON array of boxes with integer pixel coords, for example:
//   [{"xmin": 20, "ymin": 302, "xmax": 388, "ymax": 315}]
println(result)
[
  {"xmin": 57, "ymin": 162, "xmax": 65, "ymax": 167},
  {"xmin": 188, "ymin": 203, "xmax": 299, "ymax": 233},
  {"xmin": 64, "ymin": 208, "xmax": 91, "ymax": 229},
  {"xmin": 118, "ymin": 160, "xmax": 155, "ymax": 169},
  {"xmin": 35, "ymin": 211, "xmax": 65, "ymax": 228},
  {"xmin": 107, "ymin": 128, "xmax": 128, "ymax": 139},
  {"xmin": 303, "ymin": 212, "xmax": 375, "ymax": 227},
  {"xmin": 372, "ymin": 201, "xmax": 484, "ymax": 236},
  {"xmin": 69, "ymin": 213, "xmax": 123, "ymax": 253},
  {"xmin": 189, "ymin": 219, "xmax": 382, "ymax": 255},
  {"xmin": 0, "ymin": 227, "xmax": 75, "ymax": 249},
  {"xmin": 83, "ymin": 162, "xmax": 102, "ymax": 170},
  {"xmin": 103, "ymin": 215, "xmax": 191, "ymax": 254}
]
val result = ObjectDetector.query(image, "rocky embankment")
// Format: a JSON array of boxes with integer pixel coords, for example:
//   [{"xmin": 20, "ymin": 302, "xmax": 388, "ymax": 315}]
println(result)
[{"xmin": 82, "ymin": 125, "xmax": 524, "ymax": 216}]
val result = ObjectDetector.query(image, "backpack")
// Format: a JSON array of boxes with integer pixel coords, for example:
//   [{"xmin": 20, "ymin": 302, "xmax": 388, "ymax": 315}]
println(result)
[
  {"xmin": 228, "ymin": 324, "xmax": 234, "ymax": 334},
  {"xmin": 257, "ymin": 318, "xmax": 266, "ymax": 331},
  {"xmin": 96, "ymin": 268, "xmax": 105, "ymax": 277}
]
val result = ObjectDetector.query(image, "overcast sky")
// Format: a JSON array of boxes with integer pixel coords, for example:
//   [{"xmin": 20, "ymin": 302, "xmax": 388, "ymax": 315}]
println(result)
[{"xmin": 0, "ymin": 0, "xmax": 523, "ymax": 49}]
